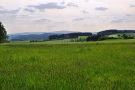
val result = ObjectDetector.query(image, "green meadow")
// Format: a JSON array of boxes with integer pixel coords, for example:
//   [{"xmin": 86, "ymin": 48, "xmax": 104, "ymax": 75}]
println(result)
[{"xmin": 0, "ymin": 40, "xmax": 135, "ymax": 90}]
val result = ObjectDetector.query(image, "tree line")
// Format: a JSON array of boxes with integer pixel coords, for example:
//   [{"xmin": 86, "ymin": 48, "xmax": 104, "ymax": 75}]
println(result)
[
  {"xmin": 97, "ymin": 29, "xmax": 135, "ymax": 35},
  {"xmin": 49, "ymin": 32, "xmax": 92, "ymax": 40}
]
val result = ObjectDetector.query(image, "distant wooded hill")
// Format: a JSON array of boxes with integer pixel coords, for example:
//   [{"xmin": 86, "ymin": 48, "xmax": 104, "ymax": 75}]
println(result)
[
  {"xmin": 49, "ymin": 32, "xmax": 92, "ymax": 40},
  {"xmin": 97, "ymin": 29, "xmax": 135, "ymax": 35}
]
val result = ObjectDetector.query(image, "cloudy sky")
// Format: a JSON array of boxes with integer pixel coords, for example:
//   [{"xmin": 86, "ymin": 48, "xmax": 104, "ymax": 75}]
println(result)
[{"xmin": 0, "ymin": 0, "xmax": 135, "ymax": 34}]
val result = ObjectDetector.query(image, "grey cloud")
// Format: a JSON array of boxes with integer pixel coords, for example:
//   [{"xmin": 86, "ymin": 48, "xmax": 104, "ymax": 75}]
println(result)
[
  {"xmin": 82, "ymin": 10, "xmax": 89, "ymax": 14},
  {"xmin": 0, "ymin": 9, "xmax": 19, "ymax": 14},
  {"xmin": 47, "ymin": 25, "xmax": 56, "ymax": 28},
  {"xmin": 23, "ymin": 8, "xmax": 35, "ymax": 13},
  {"xmin": 124, "ymin": 14, "xmax": 135, "ymax": 22},
  {"xmin": 36, "ymin": 19, "xmax": 50, "ymax": 23},
  {"xmin": 111, "ymin": 15, "xmax": 135, "ymax": 23},
  {"xmin": 16, "ymin": 15, "xmax": 32, "ymax": 18},
  {"xmin": 73, "ymin": 18, "xmax": 84, "ymax": 21},
  {"xmin": 125, "ymin": 14, "xmax": 135, "ymax": 17},
  {"xmin": 95, "ymin": 7, "xmax": 108, "ymax": 11},
  {"xmin": 60, "ymin": 1, "xmax": 65, "ymax": 5},
  {"xmin": 111, "ymin": 18, "xmax": 125, "ymax": 23},
  {"xmin": 37, "ymin": 19, "xmax": 48, "ymax": 22},
  {"xmin": 0, "ymin": 6, "xmax": 4, "ymax": 9},
  {"xmin": 84, "ymin": 24, "xmax": 95, "ymax": 26},
  {"xmin": 67, "ymin": 3, "xmax": 78, "ymax": 7},
  {"xmin": 56, "ymin": 22, "xmax": 66, "ymax": 24},
  {"xmin": 130, "ymin": 5, "xmax": 135, "ymax": 7},
  {"xmin": 84, "ymin": 0, "xmax": 89, "ymax": 2},
  {"xmin": 54, "ymin": 21, "xmax": 67, "ymax": 25},
  {"xmin": 28, "ymin": 2, "xmax": 66, "ymax": 11}
]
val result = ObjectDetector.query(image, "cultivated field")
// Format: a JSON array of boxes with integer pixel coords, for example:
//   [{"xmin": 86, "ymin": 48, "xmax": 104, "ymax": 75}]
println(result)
[{"xmin": 0, "ymin": 40, "xmax": 135, "ymax": 90}]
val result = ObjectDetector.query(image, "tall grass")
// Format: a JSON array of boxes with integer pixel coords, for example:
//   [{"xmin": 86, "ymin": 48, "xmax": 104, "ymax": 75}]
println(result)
[{"xmin": 0, "ymin": 43, "xmax": 135, "ymax": 90}]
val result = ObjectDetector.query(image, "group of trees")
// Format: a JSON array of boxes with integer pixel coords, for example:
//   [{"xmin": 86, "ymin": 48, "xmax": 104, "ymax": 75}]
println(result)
[
  {"xmin": 0, "ymin": 22, "xmax": 8, "ymax": 43},
  {"xmin": 86, "ymin": 35, "xmax": 105, "ymax": 41},
  {"xmin": 122, "ymin": 34, "xmax": 134, "ymax": 39}
]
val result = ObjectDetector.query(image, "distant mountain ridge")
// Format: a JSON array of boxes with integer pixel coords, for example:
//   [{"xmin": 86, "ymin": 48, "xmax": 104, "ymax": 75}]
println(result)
[
  {"xmin": 8, "ymin": 30, "xmax": 75, "ymax": 35},
  {"xmin": 8, "ymin": 32, "xmax": 45, "ymax": 35},
  {"xmin": 8, "ymin": 30, "xmax": 77, "ymax": 41}
]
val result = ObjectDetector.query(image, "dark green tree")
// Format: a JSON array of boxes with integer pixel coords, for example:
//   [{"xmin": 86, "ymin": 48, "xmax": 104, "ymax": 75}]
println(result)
[
  {"xmin": 122, "ymin": 33, "xmax": 128, "ymax": 39},
  {"xmin": 0, "ymin": 22, "xmax": 7, "ymax": 43},
  {"xmin": 86, "ymin": 35, "xmax": 102, "ymax": 41}
]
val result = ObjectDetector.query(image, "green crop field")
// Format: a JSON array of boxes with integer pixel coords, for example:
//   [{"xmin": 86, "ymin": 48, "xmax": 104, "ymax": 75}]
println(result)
[
  {"xmin": 0, "ymin": 41, "xmax": 135, "ymax": 90},
  {"xmin": 108, "ymin": 34, "xmax": 120, "ymax": 38},
  {"xmin": 78, "ymin": 36, "xmax": 88, "ymax": 39}
]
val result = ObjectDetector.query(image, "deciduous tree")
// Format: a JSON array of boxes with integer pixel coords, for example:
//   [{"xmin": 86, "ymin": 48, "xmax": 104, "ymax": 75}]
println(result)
[{"xmin": 0, "ymin": 22, "xmax": 7, "ymax": 43}]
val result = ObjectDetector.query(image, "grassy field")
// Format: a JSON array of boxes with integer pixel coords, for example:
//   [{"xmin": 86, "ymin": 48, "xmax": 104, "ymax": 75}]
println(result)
[
  {"xmin": 9, "ymin": 39, "xmax": 135, "ymax": 44},
  {"xmin": 0, "ymin": 40, "xmax": 135, "ymax": 90}
]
